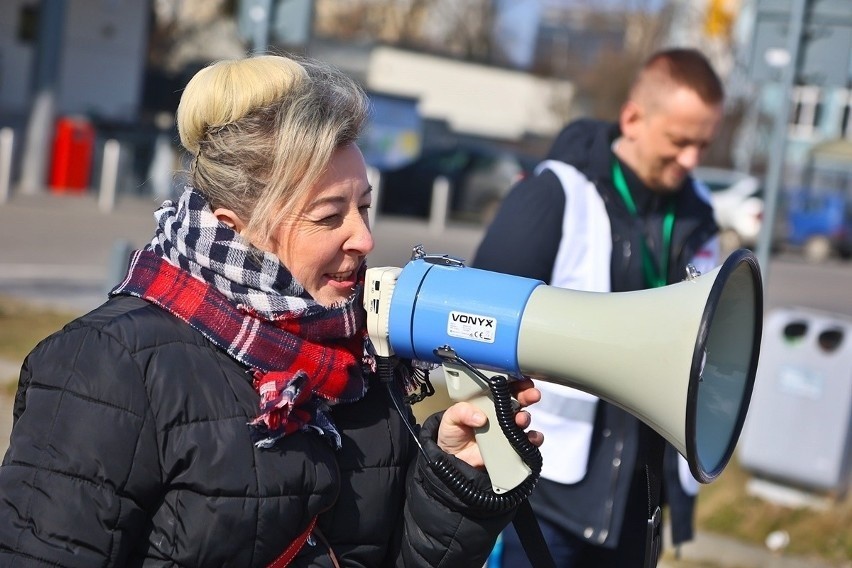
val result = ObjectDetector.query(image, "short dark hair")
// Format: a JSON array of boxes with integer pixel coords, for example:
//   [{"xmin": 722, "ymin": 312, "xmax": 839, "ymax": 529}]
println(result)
[{"xmin": 634, "ymin": 48, "xmax": 724, "ymax": 106}]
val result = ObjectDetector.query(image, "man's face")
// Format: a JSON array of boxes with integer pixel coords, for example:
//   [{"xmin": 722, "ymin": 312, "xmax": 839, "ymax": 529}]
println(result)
[{"xmin": 621, "ymin": 87, "xmax": 722, "ymax": 192}]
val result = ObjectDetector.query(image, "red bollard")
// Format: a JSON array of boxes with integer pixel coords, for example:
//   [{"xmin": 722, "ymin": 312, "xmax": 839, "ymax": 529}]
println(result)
[{"xmin": 49, "ymin": 116, "xmax": 95, "ymax": 193}]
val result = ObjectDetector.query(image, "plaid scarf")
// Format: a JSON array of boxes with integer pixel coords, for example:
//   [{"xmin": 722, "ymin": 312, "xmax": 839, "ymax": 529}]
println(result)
[{"xmin": 111, "ymin": 188, "xmax": 373, "ymax": 448}]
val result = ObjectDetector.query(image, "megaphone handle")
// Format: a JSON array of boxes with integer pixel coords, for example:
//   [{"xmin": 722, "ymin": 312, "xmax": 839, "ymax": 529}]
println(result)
[{"xmin": 441, "ymin": 361, "xmax": 533, "ymax": 493}]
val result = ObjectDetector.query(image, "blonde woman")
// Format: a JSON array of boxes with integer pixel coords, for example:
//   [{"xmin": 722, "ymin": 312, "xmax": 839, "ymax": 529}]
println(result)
[{"xmin": 0, "ymin": 55, "xmax": 542, "ymax": 567}]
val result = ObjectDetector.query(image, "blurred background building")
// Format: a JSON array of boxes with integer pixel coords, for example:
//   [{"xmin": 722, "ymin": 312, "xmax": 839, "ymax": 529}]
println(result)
[
  {"xmin": 0, "ymin": 2, "xmax": 850, "ymax": 559},
  {"xmin": 0, "ymin": 0, "xmax": 850, "ymax": 258}
]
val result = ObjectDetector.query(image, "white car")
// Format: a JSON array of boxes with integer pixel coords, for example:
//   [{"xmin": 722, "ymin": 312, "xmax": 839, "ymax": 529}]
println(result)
[{"xmin": 693, "ymin": 167, "xmax": 764, "ymax": 253}]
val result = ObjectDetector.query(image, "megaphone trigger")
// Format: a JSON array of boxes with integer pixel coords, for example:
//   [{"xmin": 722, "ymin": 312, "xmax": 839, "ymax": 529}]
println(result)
[{"xmin": 434, "ymin": 346, "xmax": 541, "ymax": 494}]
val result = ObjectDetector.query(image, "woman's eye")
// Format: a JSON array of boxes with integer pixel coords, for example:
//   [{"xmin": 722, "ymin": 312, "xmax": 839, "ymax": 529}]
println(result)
[{"xmin": 315, "ymin": 213, "xmax": 342, "ymax": 225}]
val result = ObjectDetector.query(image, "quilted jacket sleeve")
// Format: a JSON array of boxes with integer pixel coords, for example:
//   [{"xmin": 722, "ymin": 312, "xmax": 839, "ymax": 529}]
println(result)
[
  {"xmin": 395, "ymin": 412, "xmax": 518, "ymax": 568},
  {"xmin": 0, "ymin": 322, "xmax": 161, "ymax": 567}
]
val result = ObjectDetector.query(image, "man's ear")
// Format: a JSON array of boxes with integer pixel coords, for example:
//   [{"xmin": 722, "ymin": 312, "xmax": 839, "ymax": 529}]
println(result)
[
  {"xmin": 619, "ymin": 100, "xmax": 643, "ymax": 140},
  {"xmin": 212, "ymin": 208, "xmax": 247, "ymax": 233}
]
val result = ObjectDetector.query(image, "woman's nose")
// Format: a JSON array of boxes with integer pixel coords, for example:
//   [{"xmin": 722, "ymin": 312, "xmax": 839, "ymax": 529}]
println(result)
[{"xmin": 345, "ymin": 212, "xmax": 374, "ymax": 255}]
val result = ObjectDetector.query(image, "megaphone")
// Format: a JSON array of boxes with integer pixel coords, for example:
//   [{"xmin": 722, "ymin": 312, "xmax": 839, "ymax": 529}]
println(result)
[{"xmin": 365, "ymin": 247, "xmax": 763, "ymax": 494}]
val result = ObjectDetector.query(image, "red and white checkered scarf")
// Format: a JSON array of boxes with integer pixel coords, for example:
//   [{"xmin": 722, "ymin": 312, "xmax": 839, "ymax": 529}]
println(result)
[{"xmin": 112, "ymin": 188, "xmax": 374, "ymax": 448}]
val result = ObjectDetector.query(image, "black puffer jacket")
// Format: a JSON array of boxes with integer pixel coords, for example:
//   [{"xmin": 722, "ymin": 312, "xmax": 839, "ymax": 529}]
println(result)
[{"xmin": 0, "ymin": 295, "xmax": 514, "ymax": 567}]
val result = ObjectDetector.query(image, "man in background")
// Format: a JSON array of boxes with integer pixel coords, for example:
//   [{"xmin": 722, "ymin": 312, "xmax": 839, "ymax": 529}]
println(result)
[{"xmin": 474, "ymin": 48, "xmax": 724, "ymax": 567}]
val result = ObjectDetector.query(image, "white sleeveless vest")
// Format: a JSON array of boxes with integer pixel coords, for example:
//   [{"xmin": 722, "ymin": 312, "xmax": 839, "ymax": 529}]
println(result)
[{"xmin": 531, "ymin": 160, "xmax": 715, "ymax": 493}]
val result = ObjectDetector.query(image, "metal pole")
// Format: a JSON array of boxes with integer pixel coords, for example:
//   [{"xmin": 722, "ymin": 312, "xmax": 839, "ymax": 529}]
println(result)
[
  {"xmin": 248, "ymin": 0, "xmax": 273, "ymax": 55},
  {"xmin": 366, "ymin": 165, "xmax": 381, "ymax": 228},
  {"xmin": 98, "ymin": 139, "xmax": 120, "ymax": 213},
  {"xmin": 755, "ymin": 0, "xmax": 809, "ymax": 284},
  {"xmin": 429, "ymin": 176, "xmax": 450, "ymax": 235},
  {"xmin": 104, "ymin": 238, "xmax": 134, "ymax": 295},
  {"xmin": 19, "ymin": 0, "xmax": 67, "ymax": 195},
  {"xmin": 0, "ymin": 128, "xmax": 13, "ymax": 204}
]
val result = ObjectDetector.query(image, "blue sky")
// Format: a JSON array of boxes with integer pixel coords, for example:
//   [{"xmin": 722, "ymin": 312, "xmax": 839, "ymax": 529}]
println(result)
[{"xmin": 495, "ymin": 0, "xmax": 667, "ymax": 66}]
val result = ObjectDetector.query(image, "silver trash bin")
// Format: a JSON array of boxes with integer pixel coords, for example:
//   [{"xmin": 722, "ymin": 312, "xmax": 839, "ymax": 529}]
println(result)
[{"xmin": 739, "ymin": 307, "xmax": 852, "ymax": 494}]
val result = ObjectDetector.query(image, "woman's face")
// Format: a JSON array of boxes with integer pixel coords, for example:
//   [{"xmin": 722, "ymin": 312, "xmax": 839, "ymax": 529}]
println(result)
[{"xmin": 269, "ymin": 143, "xmax": 374, "ymax": 307}]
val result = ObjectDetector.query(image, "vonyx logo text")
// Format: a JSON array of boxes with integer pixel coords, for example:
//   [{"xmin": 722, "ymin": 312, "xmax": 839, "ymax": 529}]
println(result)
[{"xmin": 450, "ymin": 313, "xmax": 495, "ymax": 327}]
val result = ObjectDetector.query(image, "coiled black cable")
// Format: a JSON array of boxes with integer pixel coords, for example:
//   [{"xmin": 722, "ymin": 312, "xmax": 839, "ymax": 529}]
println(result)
[
  {"xmin": 427, "ymin": 372, "xmax": 542, "ymax": 511},
  {"xmin": 378, "ymin": 354, "xmax": 542, "ymax": 513}
]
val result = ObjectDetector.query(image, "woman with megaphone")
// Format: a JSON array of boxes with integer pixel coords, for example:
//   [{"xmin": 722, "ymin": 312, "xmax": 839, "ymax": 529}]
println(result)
[{"xmin": 0, "ymin": 54, "xmax": 543, "ymax": 567}]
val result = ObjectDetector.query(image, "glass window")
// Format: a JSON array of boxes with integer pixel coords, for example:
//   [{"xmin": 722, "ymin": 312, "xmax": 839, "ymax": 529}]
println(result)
[
  {"xmin": 789, "ymin": 85, "xmax": 822, "ymax": 139},
  {"xmin": 841, "ymin": 89, "xmax": 852, "ymax": 141}
]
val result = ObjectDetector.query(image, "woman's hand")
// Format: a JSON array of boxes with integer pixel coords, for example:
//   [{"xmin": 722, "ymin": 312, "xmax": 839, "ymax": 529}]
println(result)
[{"xmin": 436, "ymin": 378, "xmax": 543, "ymax": 468}]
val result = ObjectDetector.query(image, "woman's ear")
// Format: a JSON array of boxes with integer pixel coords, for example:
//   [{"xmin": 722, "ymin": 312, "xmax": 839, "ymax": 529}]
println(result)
[{"xmin": 212, "ymin": 208, "xmax": 247, "ymax": 233}]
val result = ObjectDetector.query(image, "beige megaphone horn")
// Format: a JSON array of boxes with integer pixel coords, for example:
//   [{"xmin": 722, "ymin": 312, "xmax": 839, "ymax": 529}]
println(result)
[{"xmin": 365, "ymin": 248, "xmax": 763, "ymax": 494}]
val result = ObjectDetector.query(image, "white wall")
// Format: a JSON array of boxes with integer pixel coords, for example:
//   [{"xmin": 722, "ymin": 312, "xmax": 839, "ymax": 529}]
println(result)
[{"xmin": 366, "ymin": 46, "xmax": 572, "ymax": 141}]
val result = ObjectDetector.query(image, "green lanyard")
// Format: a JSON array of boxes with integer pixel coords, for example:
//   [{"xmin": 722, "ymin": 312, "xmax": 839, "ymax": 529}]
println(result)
[{"xmin": 611, "ymin": 160, "xmax": 675, "ymax": 288}]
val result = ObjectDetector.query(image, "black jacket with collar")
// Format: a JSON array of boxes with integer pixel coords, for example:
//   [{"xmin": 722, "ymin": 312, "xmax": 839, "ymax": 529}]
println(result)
[
  {"xmin": 474, "ymin": 119, "xmax": 718, "ymax": 550},
  {"xmin": 0, "ymin": 294, "xmax": 514, "ymax": 567}
]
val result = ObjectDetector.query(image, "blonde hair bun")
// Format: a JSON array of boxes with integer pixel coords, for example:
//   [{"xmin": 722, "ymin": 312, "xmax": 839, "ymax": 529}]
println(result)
[{"xmin": 177, "ymin": 56, "xmax": 307, "ymax": 155}]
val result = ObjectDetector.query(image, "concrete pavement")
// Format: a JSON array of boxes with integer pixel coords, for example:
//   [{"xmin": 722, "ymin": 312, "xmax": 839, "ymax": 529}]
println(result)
[{"xmin": 0, "ymin": 190, "xmax": 848, "ymax": 568}]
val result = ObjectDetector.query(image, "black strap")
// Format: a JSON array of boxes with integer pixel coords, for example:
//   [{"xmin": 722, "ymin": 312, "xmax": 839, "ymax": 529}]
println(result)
[
  {"xmin": 515, "ymin": 432, "xmax": 666, "ymax": 568},
  {"xmin": 643, "ymin": 428, "xmax": 667, "ymax": 568},
  {"xmin": 513, "ymin": 499, "xmax": 557, "ymax": 568}
]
